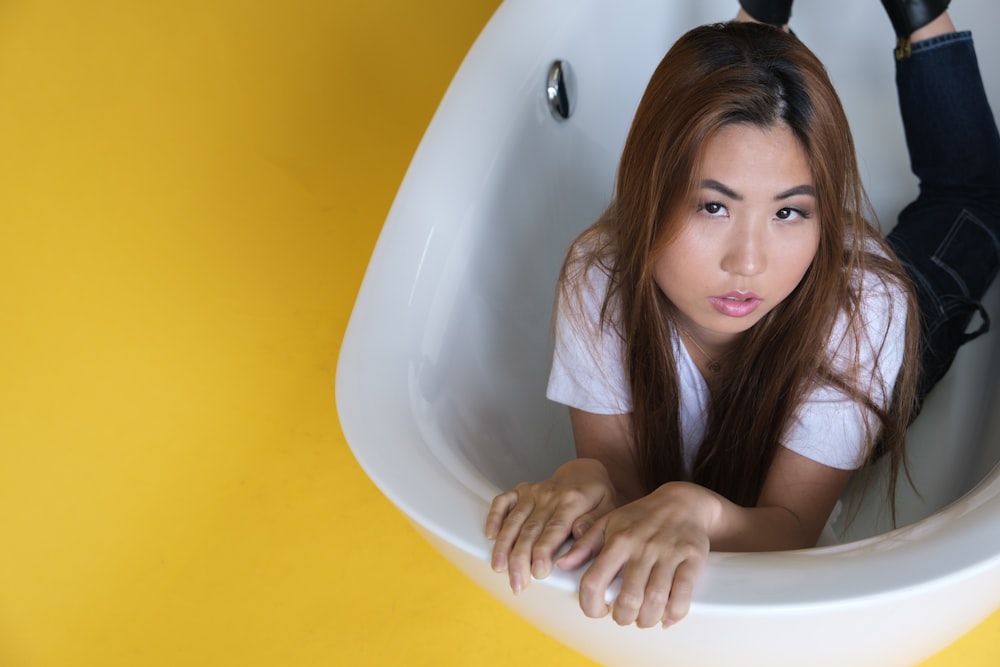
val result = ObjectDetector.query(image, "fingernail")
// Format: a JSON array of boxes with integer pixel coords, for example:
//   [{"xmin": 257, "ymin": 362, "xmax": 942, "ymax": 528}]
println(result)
[
  {"xmin": 492, "ymin": 554, "xmax": 506, "ymax": 573},
  {"xmin": 511, "ymin": 573, "xmax": 523, "ymax": 595},
  {"xmin": 662, "ymin": 619, "xmax": 675, "ymax": 630},
  {"xmin": 531, "ymin": 561, "xmax": 550, "ymax": 580}
]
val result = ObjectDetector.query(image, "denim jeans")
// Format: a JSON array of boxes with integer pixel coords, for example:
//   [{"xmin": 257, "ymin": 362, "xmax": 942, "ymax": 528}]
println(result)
[{"xmin": 885, "ymin": 31, "xmax": 1000, "ymax": 408}]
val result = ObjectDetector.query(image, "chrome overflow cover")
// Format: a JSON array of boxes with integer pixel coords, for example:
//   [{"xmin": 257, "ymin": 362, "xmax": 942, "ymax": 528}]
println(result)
[{"xmin": 547, "ymin": 60, "xmax": 573, "ymax": 120}]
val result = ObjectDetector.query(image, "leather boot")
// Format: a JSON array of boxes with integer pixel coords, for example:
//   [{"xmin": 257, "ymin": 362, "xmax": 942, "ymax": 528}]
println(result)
[
  {"xmin": 881, "ymin": 0, "xmax": 951, "ymax": 57},
  {"xmin": 881, "ymin": 0, "xmax": 951, "ymax": 37},
  {"xmin": 738, "ymin": 0, "xmax": 793, "ymax": 27}
]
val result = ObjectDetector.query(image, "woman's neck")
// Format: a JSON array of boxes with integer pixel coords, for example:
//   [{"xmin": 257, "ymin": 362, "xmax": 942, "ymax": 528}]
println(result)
[{"xmin": 674, "ymin": 324, "xmax": 737, "ymax": 381}]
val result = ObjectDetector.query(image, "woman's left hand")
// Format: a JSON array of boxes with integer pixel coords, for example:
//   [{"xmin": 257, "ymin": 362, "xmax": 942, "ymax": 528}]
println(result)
[{"xmin": 556, "ymin": 481, "xmax": 719, "ymax": 628}]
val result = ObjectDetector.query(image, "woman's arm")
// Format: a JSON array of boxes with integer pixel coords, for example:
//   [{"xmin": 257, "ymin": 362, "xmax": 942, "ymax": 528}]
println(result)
[
  {"xmin": 569, "ymin": 407, "xmax": 645, "ymax": 503},
  {"xmin": 572, "ymin": 406, "xmax": 851, "ymax": 550},
  {"xmin": 713, "ymin": 446, "xmax": 852, "ymax": 550}
]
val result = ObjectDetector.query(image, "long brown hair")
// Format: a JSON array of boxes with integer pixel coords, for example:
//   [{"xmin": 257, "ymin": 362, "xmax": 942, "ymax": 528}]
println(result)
[{"xmin": 560, "ymin": 22, "xmax": 920, "ymax": 509}]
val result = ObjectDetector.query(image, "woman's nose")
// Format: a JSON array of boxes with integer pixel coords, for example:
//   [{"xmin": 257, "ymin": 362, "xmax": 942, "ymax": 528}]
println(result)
[{"xmin": 721, "ymin": 221, "xmax": 766, "ymax": 277}]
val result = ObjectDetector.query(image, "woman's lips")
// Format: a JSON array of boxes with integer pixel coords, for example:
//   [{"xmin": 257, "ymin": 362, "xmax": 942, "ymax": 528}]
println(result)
[{"xmin": 708, "ymin": 292, "xmax": 762, "ymax": 318}]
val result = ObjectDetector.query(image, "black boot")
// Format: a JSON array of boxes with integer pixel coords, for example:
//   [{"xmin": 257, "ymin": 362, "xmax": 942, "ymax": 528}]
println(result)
[
  {"xmin": 739, "ymin": 0, "xmax": 793, "ymax": 27},
  {"xmin": 881, "ymin": 0, "xmax": 951, "ymax": 57}
]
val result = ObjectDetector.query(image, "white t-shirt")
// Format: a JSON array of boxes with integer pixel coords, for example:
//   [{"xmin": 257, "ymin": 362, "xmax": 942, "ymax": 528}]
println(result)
[{"xmin": 546, "ymin": 255, "xmax": 908, "ymax": 473}]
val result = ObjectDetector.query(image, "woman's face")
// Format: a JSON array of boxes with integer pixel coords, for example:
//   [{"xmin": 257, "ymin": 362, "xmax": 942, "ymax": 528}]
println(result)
[{"xmin": 653, "ymin": 122, "xmax": 820, "ymax": 353}]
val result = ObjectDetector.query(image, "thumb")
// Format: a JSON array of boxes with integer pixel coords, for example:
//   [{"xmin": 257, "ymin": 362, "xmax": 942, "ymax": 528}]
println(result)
[
  {"xmin": 557, "ymin": 516, "xmax": 607, "ymax": 571},
  {"xmin": 571, "ymin": 513, "xmax": 595, "ymax": 540}
]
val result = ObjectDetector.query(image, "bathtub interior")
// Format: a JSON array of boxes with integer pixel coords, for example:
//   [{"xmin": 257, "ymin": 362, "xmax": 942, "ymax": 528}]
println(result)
[{"xmin": 339, "ymin": 0, "xmax": 1000, "ymax": 560}]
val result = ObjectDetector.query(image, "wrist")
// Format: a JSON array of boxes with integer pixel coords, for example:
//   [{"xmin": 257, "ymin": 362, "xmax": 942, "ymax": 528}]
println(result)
[
  {"xmin": 649, "ymin": 481, "xmax": 725, "ymax": 536},
  {"xmin": 557, "ymin": 458, "xmax": 632, "ymax": 507},
  {"xmin": 555, "ymin": 457, "xmax": 610, "ymax": 480}
]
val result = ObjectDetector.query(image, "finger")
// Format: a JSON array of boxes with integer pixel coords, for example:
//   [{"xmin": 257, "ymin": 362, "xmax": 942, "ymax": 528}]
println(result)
[
  {"xmin": 527, "ymin": 508, "xmax": 578, "ymax": 580},
  {"xmin": 571, "ymin": 512, "xmax": 596, "ymax": 540},
  {"xmin": 611, "ymin": 556, "xmax": 656, "ymax": 627},
  {"xmin": 576, "ymin": 529, "xmax": 622, "ymax": 619},
  {"xmin": 557, "ymin": 516, "xmax": 607, "ymax": 571},
  {"xmin": 489, "ymin": 494, "xmax": 534, "ymax": 575},
  {"xmin": 636, "ymin": 562, "xmax": 675, "ymax": 629},
  {"xmin": 484, "ymin": 490, "xmax": 518, "ymax": 540},
  {"xmin": 662, "ymin": 558, "xmax": 703, "ymax": 628},
  {"xmin": 507, "ymin": 507, "xmax": 556, "ymax": 594}
]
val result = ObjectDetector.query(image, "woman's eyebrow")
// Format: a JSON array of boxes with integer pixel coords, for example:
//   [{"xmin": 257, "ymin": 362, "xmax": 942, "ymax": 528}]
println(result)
[
  {"xmin": 775, "ymin": 184, "xmax": 817, "ymax": 200},
  {"xmin": 701, "ymin": 179, "xmax": 742, "ymax": 200}
]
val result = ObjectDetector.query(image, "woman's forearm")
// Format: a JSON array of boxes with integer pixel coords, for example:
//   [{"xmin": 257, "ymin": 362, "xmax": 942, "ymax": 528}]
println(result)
[{"xmin": 654, "ymin": 482, "xmax": 821, "ymax": 552}]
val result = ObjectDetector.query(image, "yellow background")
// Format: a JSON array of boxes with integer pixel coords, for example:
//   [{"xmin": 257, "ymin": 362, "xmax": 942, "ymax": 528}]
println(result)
[{"xmin": 0, "ymin": 1, "xmax": 996, "ymax": 665}]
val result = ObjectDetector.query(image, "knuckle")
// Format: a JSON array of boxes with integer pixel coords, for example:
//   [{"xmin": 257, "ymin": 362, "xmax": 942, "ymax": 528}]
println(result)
[
  {"xmin": 491, "ymin": 489, "xmax": 512, "ymax": 504},
  {"xmin": 530, "ymin": 544, "xmax": 551, "ymax": 562},
  {"xmin": 520, "ymin": 519, "xmax": 544, "ymax": 537},
  {"xmin": 644, "ymin": 587, "xmax": 670, "ymax": 609},
  {"xmin": 680, "ymin": 549, "xmax": 708, "ymax": 573},
  {"xmin": 605, "ymin": 530, "xmax": 638, "ymax": 552},
  {"xmin": 560, "ymin": 487, "xmax": 587, "ymax": 506},
  {"xmin": 579, "ymin": 576, "xmax": 605, "ymax": 601},
  {"xmin": 670, "ymin": 579, "xmax": 695, "ymax": 600},
  {"xmin": 613, "ymin": 591, "xmax": 642, "ymax": 613},
  {"xmin": 493, "ymin": 489, "xmax": 518, "ymax": 508},
  {"xmin": 542, "ymin": 517, "xmax": 571, "ymax": 535},
  {"xmin": 504, "ymin": 506, "xmax": 530, "ymax": 525},
  {"xmin": 534, "ymin": 480, "xmax": 558, "ymax": 498}
]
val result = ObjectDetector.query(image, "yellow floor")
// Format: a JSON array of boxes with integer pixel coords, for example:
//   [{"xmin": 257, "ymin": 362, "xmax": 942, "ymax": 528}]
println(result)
[{"xmin": 0, "ymin": 1, "xmax": 996, "ymax": 665}]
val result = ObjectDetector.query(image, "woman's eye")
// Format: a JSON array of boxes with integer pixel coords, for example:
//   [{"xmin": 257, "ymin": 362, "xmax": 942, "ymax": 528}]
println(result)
[
  {"xmin": 701, "ymin": 201, "xmax": 727, "ymax": 216},
  {"xmin": 776, "ymin": 207, "xmax": 807, "ymax": 221}
]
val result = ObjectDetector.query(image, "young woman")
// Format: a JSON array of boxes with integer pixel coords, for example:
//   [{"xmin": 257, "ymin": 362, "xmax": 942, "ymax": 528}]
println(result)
[{"xmin": 484, "ymin": 1, "xmax": 1000, "ymax": 630}]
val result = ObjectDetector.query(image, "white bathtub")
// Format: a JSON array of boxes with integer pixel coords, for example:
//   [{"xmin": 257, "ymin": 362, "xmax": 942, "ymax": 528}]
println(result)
[{"xmin": 336, "ymin": 1, "xmax": 1000, "ymax": 665}]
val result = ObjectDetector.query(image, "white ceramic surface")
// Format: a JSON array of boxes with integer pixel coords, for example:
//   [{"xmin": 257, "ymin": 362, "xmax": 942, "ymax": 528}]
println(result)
[{"xmin": 337, "ymin": 1, "xmax": 1000, "ymax": 665}]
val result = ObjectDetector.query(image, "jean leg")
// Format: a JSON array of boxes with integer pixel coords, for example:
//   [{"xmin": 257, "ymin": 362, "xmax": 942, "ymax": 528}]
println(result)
[{"xmin": 885, "ymin": 32, "xmax": 1000, "ymax": 407}]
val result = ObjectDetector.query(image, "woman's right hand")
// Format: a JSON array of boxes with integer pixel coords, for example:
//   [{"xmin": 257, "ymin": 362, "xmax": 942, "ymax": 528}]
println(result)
[{"xmin": 484, "ymin": 458, "xmax": 619, "ymax": 594}]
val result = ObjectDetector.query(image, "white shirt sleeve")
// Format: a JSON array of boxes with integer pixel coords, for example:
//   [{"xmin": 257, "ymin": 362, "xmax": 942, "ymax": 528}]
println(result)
[
  {"xmin": 782, "ymin": 271, "xmax": 909, "ymax": 470},
  {"xmin": 546, "ymin": 262, "xmax": 632, "ymax": 414}
]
